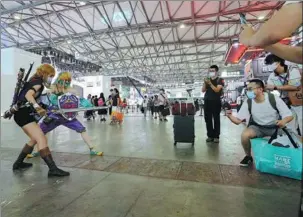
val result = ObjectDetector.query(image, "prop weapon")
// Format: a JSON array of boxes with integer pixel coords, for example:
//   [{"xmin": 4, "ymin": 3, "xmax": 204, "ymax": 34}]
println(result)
[{"xmin": 3, "ymin": 63, "xmax": 34, "ymax": 119}]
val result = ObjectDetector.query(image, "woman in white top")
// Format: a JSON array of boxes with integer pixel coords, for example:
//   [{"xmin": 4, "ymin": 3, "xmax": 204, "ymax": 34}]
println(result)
[{"xmin": 158, "ymin": 89, "xmax": 169, "ymax": 122}]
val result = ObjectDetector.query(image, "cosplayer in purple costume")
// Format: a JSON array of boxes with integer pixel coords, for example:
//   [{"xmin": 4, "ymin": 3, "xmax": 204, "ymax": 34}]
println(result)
[{"xmin": 27, "ymin": 72, "xmax": 103, "ymax": 157}]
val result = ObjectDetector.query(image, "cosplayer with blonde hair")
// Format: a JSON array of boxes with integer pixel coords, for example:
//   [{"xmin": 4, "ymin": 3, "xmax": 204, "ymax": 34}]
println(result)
[
  {"xmin": 27, "ymin": 71, "xmax": 103, "ymax": 158},
  {"xmin": 12, "ymin": 64, "xmax": 70, "ymax": 177}
]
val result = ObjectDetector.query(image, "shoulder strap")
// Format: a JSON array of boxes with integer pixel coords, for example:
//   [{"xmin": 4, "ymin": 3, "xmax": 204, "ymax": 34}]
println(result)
[
  {"xmin": 247, "ymin": 99, "xmax": 252, "ymax": 115},
  {"xmin": 268, "ymin": 93, "xmax": 279, "ymax": 114}
]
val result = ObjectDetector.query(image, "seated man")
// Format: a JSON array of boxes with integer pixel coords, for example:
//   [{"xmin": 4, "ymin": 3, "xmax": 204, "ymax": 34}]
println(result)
[{"xmin": 226, "ymin": 79, "xmax": 293, "ymax": 167}]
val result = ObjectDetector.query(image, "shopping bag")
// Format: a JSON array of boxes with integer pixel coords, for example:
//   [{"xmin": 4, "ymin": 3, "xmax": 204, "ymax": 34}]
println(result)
[
  {"xmin": 251, "ymin": 127, "xmax": 302, "ymax": 180},
  {"xmin": 162, "ymin": 107, "xmax": 170, "ymax": 116},
  {"xmin": 111, "ymin": 111, "xmax": 124, "ymax": 122}
]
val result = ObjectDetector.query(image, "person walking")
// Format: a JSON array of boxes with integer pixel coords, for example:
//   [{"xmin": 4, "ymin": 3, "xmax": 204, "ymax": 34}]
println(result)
[
  {"xmin": 98, "ymin": 93, "xmax": 107, "ymax": 122},
  {"xmin": 202, "ymin": 65, "xmax": 225, "ymax": 143},
  {"xmin": 158, "ymin": 89, "xmax": 169, "ymax": 122},
  {"xmin": 142, "ymin": 95, "xmax": 148, "ymax": 117}
]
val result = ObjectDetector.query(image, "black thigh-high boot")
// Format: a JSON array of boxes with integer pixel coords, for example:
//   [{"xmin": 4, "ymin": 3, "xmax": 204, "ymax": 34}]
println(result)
[
  {"xmin": 13, "ymin": 144, "xmax": 34, "ymax": 170},
  {"xmin": 39, "ymin": 147, "xmax": 70, "ymax": 177}
]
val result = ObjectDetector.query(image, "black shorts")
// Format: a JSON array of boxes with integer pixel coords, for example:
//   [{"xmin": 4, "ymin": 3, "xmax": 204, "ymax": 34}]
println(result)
[
  {"xmin": 158, "ymin": 105, "xmax": 165, "ymax": 111},
  {"xmin": 14, "ymin": 107, "xmax": 36, "ymax": 127}
]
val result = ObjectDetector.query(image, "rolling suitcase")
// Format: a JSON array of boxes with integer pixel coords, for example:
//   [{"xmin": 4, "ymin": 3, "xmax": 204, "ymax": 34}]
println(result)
[{"xmin": 173, "ymin": 115, "xmax": 195, "ymax": 146}]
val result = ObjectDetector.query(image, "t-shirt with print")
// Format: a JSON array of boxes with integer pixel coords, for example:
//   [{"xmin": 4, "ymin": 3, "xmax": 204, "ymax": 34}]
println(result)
[
  {"xmin": 267, "ymin": 66, "xmax": 302, "ymax": 98},
  {"xmin": 236, "ymin": 93, "xmax": 292, "ymax": 126}
]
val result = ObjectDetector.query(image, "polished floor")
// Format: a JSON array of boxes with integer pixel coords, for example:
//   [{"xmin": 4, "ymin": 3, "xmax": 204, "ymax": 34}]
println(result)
[{"xmin": 0, "ymin": 112, "xmax": 301, "ymax": 217}]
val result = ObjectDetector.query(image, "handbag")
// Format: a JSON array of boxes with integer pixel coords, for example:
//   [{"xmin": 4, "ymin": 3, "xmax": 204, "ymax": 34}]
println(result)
[
  {"xmin": 162, "ymin": 107, "xmax": 170, "ymax": 116},
  {"xmin": 251, "ymin": 127, "xmax": 302, "ymax": 180}
]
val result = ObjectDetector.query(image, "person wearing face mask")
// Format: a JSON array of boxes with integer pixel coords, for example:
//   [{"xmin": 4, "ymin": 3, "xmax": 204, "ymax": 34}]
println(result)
[
  {"xmin": 158, "ymin": 89, "xmax": 169, "ymax": 122},
  {"xmin": 26, "ymin": 72, "xmax": 103, "ymax": 159},
  {"xmin": 265, "ymin": 54, "xmax": 302, "ymax": 137},
  {"xmin": 226, "ymin": 79, "xmax": 293, "ymax": 167},
  {"xmin": 12, "ymin": 64, "xmax": 70, "ymax": 177},
  {"xmin": 202, "ymin": 65, "xmax": 225, "ymax": 143}
]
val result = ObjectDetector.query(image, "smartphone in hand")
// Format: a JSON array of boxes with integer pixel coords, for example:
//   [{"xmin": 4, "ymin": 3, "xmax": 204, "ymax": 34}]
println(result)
[{"xmin": 239, "ymin": 13, "xmax": 247, "ymax": 25}]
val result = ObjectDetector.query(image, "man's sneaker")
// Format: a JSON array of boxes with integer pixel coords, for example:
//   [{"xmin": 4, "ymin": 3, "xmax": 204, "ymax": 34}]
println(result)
[
  {"xmin": 206, "ymin": 138, "xmax": 214, "ymax": 142},
  {"xmin": 213, "ymin": 138, "xmax": 219, "ymax": 143},
  {"xmin": 240, "ymin": 156, "xmax": 253, "ymax": 167}
]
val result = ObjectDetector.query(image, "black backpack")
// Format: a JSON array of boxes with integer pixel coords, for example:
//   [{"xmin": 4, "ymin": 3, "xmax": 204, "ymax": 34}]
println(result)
[{"xmin": 247, "ymin": 93, "xmax": 280, "ymax": 127}]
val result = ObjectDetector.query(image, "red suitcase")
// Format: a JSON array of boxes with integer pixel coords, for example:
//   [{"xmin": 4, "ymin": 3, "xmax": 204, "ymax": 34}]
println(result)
[
  {"xmin": 180, "ymin": 103, "xmax": 187, "ymax": 116},
  {"xmin": 172, "ymin": 103, "xmax": 181, "ymax": 115},
  {"xmin": 187, "ymin": 103, "xmax": 195, "ymax": 115}
]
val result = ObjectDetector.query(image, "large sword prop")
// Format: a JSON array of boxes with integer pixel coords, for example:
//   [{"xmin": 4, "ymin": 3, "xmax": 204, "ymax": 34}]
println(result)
[
  {"xmin": 53, "ymin": 106, "xmax": 108, "ymax": 113},
  {"xmin": 1, "ymin": 106, "xmax": 108, "ymax": 118},
  {"xmin": 41, "ymin": 106, "xmax": 109, "ymax": 123},
  {"xmin": 3, "ymin": 63, "xmax": 34, "ymax": 119}
]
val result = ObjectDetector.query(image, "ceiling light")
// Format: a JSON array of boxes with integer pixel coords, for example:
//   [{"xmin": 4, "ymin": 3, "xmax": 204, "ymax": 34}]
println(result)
[
  {"xmin": 79, "ymin": 1, "xmax": 86, "ymax": 6},
  {"xmin": 14, "ymin": 14, "xmax": 21, "ymax": 20},
  {"xmin": 179, "ymin": 23, "xmax": 186, "ymax": 29},
  {"xmin": 258, "ymin": 16, "xmax": 265, "ymax": 20},
  {"xmin": 67, "ymin": 40, "xmax": 72, "ymax": 44}
]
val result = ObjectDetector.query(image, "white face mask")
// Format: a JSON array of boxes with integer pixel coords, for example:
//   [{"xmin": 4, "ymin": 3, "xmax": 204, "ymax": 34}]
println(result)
[
  {"xmin": 44, "ymin": 77, "xmax": 53, "ymax": 87},
  {"xmin": 268, "ymin": 62, "xmax": 279, "ymax": 72},
  {"xmin": 209, "ymin": 72, "xmax": 216, "ymax": 77}
]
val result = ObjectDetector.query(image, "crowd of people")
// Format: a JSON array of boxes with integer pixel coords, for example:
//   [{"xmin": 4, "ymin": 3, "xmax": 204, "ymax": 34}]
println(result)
[{"xmin": 84, "ymin": 88, "xmax": 172, "ymax": 122}]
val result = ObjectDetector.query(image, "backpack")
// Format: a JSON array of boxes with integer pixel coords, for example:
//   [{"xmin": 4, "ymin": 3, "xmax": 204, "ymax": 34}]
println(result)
[
  {"xmin": 98, "ymin": 98, "xmax": 104, "ymax": 106},
  {"xmin": 247, "ymin": 93, "xmax": 280, "ymax": 128}
]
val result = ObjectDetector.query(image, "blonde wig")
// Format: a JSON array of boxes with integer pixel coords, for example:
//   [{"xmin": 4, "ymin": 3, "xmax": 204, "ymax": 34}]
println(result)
[
  {"xmin": 35, "ymin": 64, "xmax": 56, "ymax": 78},
  {"xmin": 54, "ymin": 72, "xmax": 72, "ymax": 88}
]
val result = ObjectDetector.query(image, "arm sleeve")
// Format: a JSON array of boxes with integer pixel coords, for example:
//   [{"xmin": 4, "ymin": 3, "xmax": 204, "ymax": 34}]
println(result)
[
  {"xmin": 80, "ymin": 98, "xmax": 93, "ymax": 108},
  {"xmin": 275, "ymin": 96, "xmax": 293, "ymax": 119},
  {"xmin": 267, "ymin": 74, "xmax": 275, "ymax": 85},
  {"xmin": 235, "ymin": 100, "xmax": 249, "ymax": 121}
]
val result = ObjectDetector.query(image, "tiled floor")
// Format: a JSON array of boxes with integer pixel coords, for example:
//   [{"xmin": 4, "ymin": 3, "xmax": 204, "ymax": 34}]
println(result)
[{"xmin": 0, "ymin": 113, "xmax": 301, "ymax": 217}]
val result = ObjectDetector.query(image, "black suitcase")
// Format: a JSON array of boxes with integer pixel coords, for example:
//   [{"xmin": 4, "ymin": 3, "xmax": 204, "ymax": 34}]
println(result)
[{"xmin": 173, "ymin": 115, "xmax": 195, "ymax": 146}]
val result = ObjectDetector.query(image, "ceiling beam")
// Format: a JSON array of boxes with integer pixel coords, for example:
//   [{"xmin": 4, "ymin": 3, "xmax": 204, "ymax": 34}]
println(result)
[
  {"xmin": 1, "ymin": 0, "xmax": 51, "ymax": 15},
  {"xmin": 99, "ymin": 51, "xmax": 225, "ymax": 64}
]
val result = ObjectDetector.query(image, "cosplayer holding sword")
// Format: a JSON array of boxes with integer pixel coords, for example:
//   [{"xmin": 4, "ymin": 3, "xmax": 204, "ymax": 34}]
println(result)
[
  {"xmin": 8, "ymin": 64, "xmax": 70, "ymax": 177},
  {"xmin": 26, "ymin": 72, "xmax": 104, "ymax": 158}
]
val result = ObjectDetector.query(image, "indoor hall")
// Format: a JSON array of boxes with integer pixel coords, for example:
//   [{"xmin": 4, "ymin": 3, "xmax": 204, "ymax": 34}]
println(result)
[{"xmin": 1, "ymin": 1, "xmax": 302, "ymax": 217}]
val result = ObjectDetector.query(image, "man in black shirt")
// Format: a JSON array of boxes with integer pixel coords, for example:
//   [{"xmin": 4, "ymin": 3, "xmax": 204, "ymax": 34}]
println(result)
[{"xmin": 202, "ymin": 65, "xmax": 224, "ymax": 143}]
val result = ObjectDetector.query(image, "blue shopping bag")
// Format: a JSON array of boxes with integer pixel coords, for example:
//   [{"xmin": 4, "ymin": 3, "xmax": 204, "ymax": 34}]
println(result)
[{"xmin": 251, "ymin": 128, "xmax": 302, "ymax": 180}]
